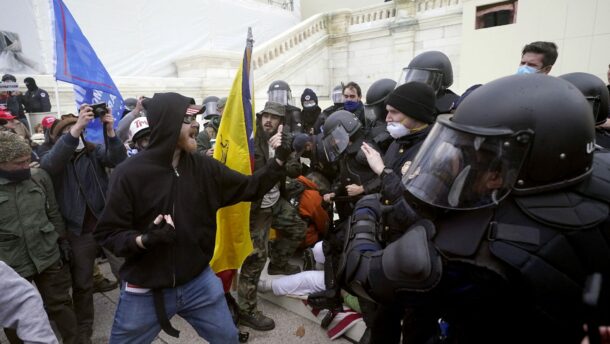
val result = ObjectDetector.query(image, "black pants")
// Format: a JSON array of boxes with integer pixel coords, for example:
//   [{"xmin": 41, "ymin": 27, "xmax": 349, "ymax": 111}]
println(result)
[
  {"xmin": 5, "ymin": 260, "xmax": 77, "ymax": 344},
  {"xmin": 68, "ymin": 231, "xmax": 122, "ymax": 342}
]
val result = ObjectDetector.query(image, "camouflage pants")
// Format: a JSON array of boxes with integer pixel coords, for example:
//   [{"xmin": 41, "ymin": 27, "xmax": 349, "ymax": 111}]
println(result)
[{"xmin": 238, "ymin": 198, "xmax": 306, "ymax": 314}]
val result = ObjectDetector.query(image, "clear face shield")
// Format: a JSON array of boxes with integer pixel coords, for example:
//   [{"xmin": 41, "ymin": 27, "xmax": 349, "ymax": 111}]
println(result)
[
  {"xmin": 331, "ymin": 88, "xmax": 345, "ymax": 104},
  {"xmin": 268, "ymin": 89, "xmax": 293, "ymax": 106},
  {"xmin": 364, "ymin": 103, "xmax": 385, "ymax": 123},
  {"xmin": 402, "ymin": 116, "xmax": 532, "ymax": 210},
  {"xmin": 397, "ymin": 68, "xmax": 444, "ymax": 94},
  {"xmin": 322, "ymin": 125, "xmax": 350, "ymax": 162},
  {"xmin": 203, "ymin": 101, "xmax": 219, "ymax": 119}
]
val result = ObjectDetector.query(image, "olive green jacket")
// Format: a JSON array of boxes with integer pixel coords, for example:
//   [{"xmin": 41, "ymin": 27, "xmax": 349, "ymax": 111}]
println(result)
[{"xmin": 0, "ymin": 168, "xmax": 65, "ymax": 277}]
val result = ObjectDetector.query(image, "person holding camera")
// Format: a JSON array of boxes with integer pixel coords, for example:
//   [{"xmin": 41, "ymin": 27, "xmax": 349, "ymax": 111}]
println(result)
[{"xmin": 39, "ymin": 104, "xmax": 127, "ymax": 344}]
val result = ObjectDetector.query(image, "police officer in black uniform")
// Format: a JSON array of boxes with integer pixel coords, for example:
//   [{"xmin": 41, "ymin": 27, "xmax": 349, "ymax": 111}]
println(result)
[
  {"xmin": 320, "ymin": 110, "xmax": 380, "ymax": 220},
  {"xmin": 267, "ymin": 80, "xmax": 303, "ymax": 135},
  {"xmin": 398, "ymin": 50, "xmax": 459, "ymax": 115},
  {"xmin": 559, "ymin": 72, "xmax": 610, "ymax": 150},
  {"xmin": 23, "ymin": 77, "xmax": 52, "ymax": 113},
  {"xmin": 315, "ymin": 85, "xmax": 345, "ymax": 134},
  {"xmin": 363, "ymin": 78, "xmax": 396, "ymax": 154},
  {"xmin": 340, "ymin": 74, "xmax": 610, "ymax": 343}
]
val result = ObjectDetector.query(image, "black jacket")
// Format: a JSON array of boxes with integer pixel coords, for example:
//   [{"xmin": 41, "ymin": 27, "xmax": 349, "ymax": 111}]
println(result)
[
  {"xmin": 24, "ymin": 88, "xmax": 52, "ymax": 113},
  {"xmin": 95, "ymin": 93, "xmax": 284, "ymax": 289},
  {"xmin": 39, "ymin": 131, "xmax": 126, "ymax": 235}
]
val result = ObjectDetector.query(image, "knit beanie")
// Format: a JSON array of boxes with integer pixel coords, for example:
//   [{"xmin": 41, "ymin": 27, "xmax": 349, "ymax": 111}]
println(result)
[
  {"xmin": 301, "ymin": 88, "xmax": 318, "ymax": 107},
  {"xmin": 0, "ymin": 131, "xmax": 31, "ymax": 163},
  {"xmin": 386, "ymin": 82, "xmax": 436, "ymax": 124}
]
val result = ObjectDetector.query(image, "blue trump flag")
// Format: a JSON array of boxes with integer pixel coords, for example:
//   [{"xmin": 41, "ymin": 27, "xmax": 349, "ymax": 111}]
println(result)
[{"xmin": 52, "ymin": 0, "xmax": 124, "ymax": 143}]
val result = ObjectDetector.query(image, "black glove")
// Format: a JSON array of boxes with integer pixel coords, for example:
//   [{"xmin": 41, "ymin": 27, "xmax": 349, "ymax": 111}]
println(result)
[
  {"xmin": 275, "ymin": 131, "xmax": 294, "ymax": 162},
  {"xmin": 284, "ymin": 158, "xmax": 302, "ymax": 178},
  {"xmin": 58, "ymin": 238, "xmax": 72, "ymax": 264},
  {"xmin": 141, "ymin": 220, "xmax": 176, "ymax": 249}
]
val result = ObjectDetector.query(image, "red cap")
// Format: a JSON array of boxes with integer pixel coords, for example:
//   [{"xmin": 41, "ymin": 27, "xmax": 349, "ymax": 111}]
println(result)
[
  {"xmin": 0, "ymin": 109, "xmax": 16, "ymax": 120},
  {"xmin": 41, "ymin": 115, "xmax": 57, "ymax": 129}
]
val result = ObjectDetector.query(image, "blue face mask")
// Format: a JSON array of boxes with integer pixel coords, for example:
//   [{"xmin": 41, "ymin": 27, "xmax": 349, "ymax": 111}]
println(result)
[
  {"xmin": 344, "ymin": 100, "xmax": 361, "ymax": 112},
  {"xmin": 516, "ymin": 65, "xmax": 539, "ymax": 75}
]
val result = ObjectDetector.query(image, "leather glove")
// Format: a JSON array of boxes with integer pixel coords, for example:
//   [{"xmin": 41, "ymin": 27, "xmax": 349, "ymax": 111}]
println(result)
[
  {"xmin": 141, "ymin": 220, "xmax": 176, "ymax": 249},
  {"xmin": 58, "ymin": 238, "xmax": 72, "ymax": 264},
  {"xmin": 275, "ymin": 131, "xmax": 294, "ymax": 162}
]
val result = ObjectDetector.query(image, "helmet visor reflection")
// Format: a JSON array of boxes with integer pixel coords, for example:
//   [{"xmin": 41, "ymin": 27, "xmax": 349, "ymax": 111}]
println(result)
[
  {"xmin": 322, "ymin": 125, "xmax": 350, "ymax": 162},
  {"xmin": 268, "ymin": 90, "xmax": 292, "ymax": 106},
  {"xmin": 331, "ymin": 89, "xmax": 345, "ymax": 104},
  {"xmin": 398, "ymin": 68, "xmax": 444, "ymax": 93},
  {"xmin": 403, "ymin": 118, "xmax": 531, "ymax": 210}
]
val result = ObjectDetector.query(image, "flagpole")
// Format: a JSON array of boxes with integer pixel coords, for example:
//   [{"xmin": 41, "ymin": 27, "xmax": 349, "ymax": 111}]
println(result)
[{"xmin": 53, "ymin": 80, "xmax": 61, "ymax": 116}]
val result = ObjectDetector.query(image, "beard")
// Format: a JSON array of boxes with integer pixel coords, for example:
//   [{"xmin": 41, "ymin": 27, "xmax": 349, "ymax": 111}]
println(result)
[{"xmin": 177, "ymin": 127, "xmax": 198, "ymax": 153}]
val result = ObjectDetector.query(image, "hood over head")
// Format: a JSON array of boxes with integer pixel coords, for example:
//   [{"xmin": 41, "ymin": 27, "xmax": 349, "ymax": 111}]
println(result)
[{"xmin": 143, "ymin": 92, "xmax": 196, "ymax": 165}]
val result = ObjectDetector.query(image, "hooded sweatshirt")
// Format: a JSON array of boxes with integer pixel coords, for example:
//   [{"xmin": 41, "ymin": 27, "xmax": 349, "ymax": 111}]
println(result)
[{"xmin": 95, "ymin": 93, "xmax": 285, "ymax": 288}]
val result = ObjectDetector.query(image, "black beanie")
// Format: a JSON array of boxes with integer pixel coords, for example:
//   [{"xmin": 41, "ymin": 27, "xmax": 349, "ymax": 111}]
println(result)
[
  {"xmin": 386, "ymin": 82, "xmax": 436, "ymax": 124},
  {"xmin": 301, "ymin": 88, "xmax": 318, "ymax": 107}
]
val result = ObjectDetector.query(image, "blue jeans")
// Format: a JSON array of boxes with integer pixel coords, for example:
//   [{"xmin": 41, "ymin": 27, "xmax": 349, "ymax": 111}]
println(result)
[{"xmin": 110, "ymin": 266, "xmax": 238, "ymax": 344}]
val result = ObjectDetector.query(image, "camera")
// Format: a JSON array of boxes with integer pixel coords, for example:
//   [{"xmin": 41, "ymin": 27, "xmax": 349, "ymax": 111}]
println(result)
[{"xmin": 90, "ymin": 103, "xmax": 108, "ymax": 118}]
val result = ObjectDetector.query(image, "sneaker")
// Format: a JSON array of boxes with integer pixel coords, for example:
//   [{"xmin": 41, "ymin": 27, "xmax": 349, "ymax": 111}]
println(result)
[
  {"xmin": 93, "ymin": 277, "xmax": 118, "ymax": 293},
  {"xmin": 257, "ymin": 279, "xmax": 273, "ymax": 293},
  {"xmin": 302, "ymin": 248, "xmax": 315, "ymax": 271},
  {"xmin": 267, "ymin": 263, "xmax": 301, "ymax": 276},
  {"xmin": 239, "ymin": 310, "xmax": 275, "ymax": 331}
]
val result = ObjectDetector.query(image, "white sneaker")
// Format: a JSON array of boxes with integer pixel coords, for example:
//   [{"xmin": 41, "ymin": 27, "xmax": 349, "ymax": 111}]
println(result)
[{"xmin": 257, "ymin": 279, "xmax": 273, "ymax": 293}]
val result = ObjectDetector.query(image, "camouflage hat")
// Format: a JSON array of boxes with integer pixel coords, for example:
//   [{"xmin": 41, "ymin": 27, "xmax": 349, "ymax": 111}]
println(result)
[
  {"xmin": 0, "ymin": 131, "xmax": 31, "ymax": 163},
  {"xmin": 258, "ymin": 101, "xmax": 285, "ymax": 117}
]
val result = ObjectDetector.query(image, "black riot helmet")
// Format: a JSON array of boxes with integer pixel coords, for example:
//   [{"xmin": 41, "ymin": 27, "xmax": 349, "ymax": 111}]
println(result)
[
  {"xmin": 398, "ymin": 51, "xmax": 453, "ymax": 95},
  {"xmin": 403, "ymin": 74, "xmax": 595, "ymax": 210},
  {"xmin": 330, "ymin": 84, "xmax": 345, "ymax": 105},
  {"xmin": 365, "ymin": 78, "xmax": 397, "ymax": 122},
  {"xmin": 203, "ymin": 96, "xmax": 220, "ymax": 119},
  {"xmin": 559, "ymin": 72, "xmax": 609, "ymax": 126},
  {"xmin": 267, "ymin": 80, "xmax": 293, "ymax": 106},
  {"xmin": 321, "ymin": 110, "xmax": 362, "ymax": 162}
]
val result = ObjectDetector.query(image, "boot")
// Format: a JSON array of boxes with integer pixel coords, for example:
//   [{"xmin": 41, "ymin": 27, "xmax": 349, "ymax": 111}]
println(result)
[
  {"xmin": 239, "ymin": 310, "xmax": 276, "ymax": 331},
  {"xmin": 267, "ymin": 262, "xmax": 301, "ymax": 276}
]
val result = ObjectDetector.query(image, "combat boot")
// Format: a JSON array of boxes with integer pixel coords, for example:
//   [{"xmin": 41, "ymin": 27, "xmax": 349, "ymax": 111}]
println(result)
[{"xmin": 239, "ymin": 310, "xmax": 276, "ymax": 331}]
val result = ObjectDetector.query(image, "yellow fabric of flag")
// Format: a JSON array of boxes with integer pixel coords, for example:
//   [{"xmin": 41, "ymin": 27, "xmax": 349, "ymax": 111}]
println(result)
[{"xmin": 210, "ymin": 31, "xmax": 255, "ymax": 273}]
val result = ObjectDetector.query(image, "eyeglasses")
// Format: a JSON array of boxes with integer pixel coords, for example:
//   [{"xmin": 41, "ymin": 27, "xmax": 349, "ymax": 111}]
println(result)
[{"xmin": 183, "ymin": 115, "xmax": 196, "ymax": 124}]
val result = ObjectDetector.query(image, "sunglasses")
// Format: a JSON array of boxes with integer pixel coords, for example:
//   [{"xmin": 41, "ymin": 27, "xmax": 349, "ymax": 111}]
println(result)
[{"xmin": 183, "ymin": 115, "xmax": 197, "ymax": 125}]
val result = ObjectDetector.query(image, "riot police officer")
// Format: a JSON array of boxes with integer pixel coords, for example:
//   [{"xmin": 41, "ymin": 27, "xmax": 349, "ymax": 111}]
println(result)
[
  {"xmin": 315, "ymin": 84, "xmax": 345, "ymax": 134},
  {"xmin": 398, "ymin": 51, "xmax": 459, "ymax": 114},
  {"xmin": 267, "ymin": 80, "xmax": 303, "ymax": 134},
  {"xmin": 341, "ymin": 74, "xmax": 610, "ymax": 343},
  {"xmin": 363, "ymin": 78, "xmax": 396, "ymax": 154},
  {"xmin": 559, "ymin": 72, "xmax": 610, "ymax": 149},
  {"xmin": 196, "ymin": 95, "xmax": 220, "ymax": 156}
]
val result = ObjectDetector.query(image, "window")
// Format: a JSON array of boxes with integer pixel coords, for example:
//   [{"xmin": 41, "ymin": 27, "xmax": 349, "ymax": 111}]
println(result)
[{"xmin": 475, "ymin": 0, "xmax": 518, "ymax": 29}]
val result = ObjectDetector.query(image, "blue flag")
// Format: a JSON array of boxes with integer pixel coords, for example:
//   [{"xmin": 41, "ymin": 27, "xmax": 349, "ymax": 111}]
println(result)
[{"xmin": 52, "ymin": 0, "xmax": 124, "ymax": 143}]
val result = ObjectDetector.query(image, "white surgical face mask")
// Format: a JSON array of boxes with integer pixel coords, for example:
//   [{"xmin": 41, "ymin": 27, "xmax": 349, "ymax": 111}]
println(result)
[
  {"xmin": 386, "ymin": 122, "xmax": 410, "ymax": 139},
  {"xmin": 75, "ymin": 138, "xmax": 85, "ymax": 151}
]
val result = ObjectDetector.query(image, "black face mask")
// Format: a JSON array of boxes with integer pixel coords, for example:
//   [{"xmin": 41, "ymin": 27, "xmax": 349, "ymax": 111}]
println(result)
[
  {"xmin": 25, "ymin": 83, "xmax": 36, "ymax": 92},
  {"xmin": 0, "ymin": 168, "xmax": 31, "ymax": 182}
]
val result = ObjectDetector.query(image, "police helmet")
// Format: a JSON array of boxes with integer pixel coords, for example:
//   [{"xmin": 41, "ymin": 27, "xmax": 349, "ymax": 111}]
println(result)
[
  {"xmin": 321, "ymin": 110, "xmax": 362, "ymax": 162},
  {"xmin": 365, "ymin": 78, "xmax": 397, "ymax": 122},
  {"xmin": 330, "ymin": 85, "xmax": 345, "ymax": 105},
  {"xmin": 268, "ymin": 80, "xmax": 293, "ymax": 106},
  {"xmin": 203, "ymin": 96, "xmax": 220, "ymax": 119},
  {"xmin": 559, "ymin": 72, "xmax": 609, "ymax": 126},
  {"xmin": 403, "ymin": 74, "xmax": 594, "ymax": 210},
  {"xmin": 398, "ymin": 51, "xmax": 453, "ymax": 94}
]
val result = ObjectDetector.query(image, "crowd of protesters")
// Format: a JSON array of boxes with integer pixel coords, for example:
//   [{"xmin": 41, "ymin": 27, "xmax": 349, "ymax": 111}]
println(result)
[{"xmin": 2, "ymin": 40, "xmax": 610, "ymax": 344}]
